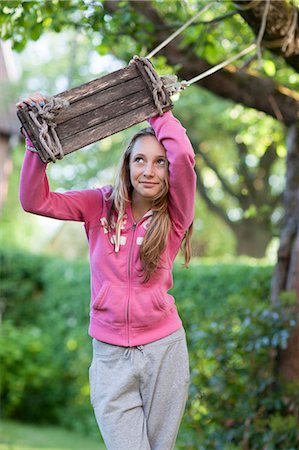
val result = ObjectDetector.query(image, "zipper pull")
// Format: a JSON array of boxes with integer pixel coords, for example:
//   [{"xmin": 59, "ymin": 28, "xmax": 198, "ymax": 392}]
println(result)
[{"xmin": 131, "ymin": 222, "xmax": 137, "ymax": 230}]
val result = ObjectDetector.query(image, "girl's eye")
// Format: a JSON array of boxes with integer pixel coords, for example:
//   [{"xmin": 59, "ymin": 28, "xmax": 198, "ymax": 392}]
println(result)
[
  {"xmin": 134, "ymin": 157, "xmax": 144, "ymax": 163},
  {"xmin": 157, "ymin": 159, "xmax": 166, "ymax": 166}
]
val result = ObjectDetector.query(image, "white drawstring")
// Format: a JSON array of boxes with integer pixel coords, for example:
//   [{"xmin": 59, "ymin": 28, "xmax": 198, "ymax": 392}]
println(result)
[{"xmin": 124, "ymin": 345, "xmax": 145, "ymax": 359}]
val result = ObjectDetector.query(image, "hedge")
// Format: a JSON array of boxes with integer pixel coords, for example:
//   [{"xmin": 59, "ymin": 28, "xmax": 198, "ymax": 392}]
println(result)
[{"xmin": 1, "ymin": 247, "xmax": 298, "ymax": 449}]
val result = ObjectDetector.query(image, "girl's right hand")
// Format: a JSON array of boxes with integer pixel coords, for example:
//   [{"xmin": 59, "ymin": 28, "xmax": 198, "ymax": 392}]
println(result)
[{"xmin": 16, "ymin": 92, "xmax": 46, "ymax": 110}]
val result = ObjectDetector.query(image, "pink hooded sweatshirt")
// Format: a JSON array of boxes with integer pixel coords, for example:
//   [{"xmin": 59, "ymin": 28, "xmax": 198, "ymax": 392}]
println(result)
[{"xmin": 20, "ymin": 111, "xmax": 196, "ymax": 346}]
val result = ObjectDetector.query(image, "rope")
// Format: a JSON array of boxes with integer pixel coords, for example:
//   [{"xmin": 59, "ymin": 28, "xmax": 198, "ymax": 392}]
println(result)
[
  {"xmin": 133, "ymin": 43, "xmax": 257, "ymax": 109},
  {"xmin": 255, "ymin": 0, "xmax": 270, "ymax": 66},
  {"xmin": 28, "ymin": 96, "xmax": 69, "ymax": 163},
  {"xmin": 161, "ymin": 75, "xmax": 188, "ymax": 96},
  {"xmin": 183, "ymin": 43, "xmax": 257, "ymax": 86},
  {"xmin": 134, "ymin": 1, "xmax": 256, "ymax": 96},
  {"xmin": 132, "ymin": 55, "xmax": 188, "ymax": 115},
  {"xmin": 141, "ymin": 0, "xmax": 298, "ymax": 94},
  {"xmin": 145, "ymin": 1, "xmax": 216, "ymax": 59}
]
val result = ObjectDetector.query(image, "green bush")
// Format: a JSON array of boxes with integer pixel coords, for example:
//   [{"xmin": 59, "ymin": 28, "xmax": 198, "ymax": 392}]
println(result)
[
  {"xmin": 180, "ymin": 291, "xmax": 298, "ymax": 450},
  {"xmin": 1, "ymin": 248, "xmax": 298, "ymax": 448},
  {"xmin": 0, "ymin": 247, "xmax": 95, "ymax": 434},
  {"xmin": 0, "ymin": 321, "xmax": 62, "ymax": 422},
  {"xmin": 0, "ymin": 248, "xmax": 45, "ymax": 325}
]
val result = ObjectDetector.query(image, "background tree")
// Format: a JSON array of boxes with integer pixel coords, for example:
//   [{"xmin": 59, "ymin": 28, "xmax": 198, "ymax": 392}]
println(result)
[{"xmin": 0, "ymin": 0, "xmax": 298, "ymax": 381}]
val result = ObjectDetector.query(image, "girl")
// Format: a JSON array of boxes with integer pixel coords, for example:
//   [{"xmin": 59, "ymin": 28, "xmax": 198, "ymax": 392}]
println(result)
[{"xmin": 17, "ymin": 92, "xmax": 197, "ymax": 450}]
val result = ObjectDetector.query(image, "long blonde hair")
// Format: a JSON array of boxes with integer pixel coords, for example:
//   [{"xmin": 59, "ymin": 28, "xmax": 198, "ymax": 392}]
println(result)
[{"xmin": 108, "ymin": 127, "xmax": 193, "ymax": 282}]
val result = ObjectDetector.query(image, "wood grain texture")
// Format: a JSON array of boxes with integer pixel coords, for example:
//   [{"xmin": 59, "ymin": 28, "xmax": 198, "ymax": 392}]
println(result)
[
  {"xmin": 61, "ymin": 103, "xmax": 172, "ymax": 155},
  {"xmin": 16, "ymin": 61, "xmax": 173, "ymax": 163}
]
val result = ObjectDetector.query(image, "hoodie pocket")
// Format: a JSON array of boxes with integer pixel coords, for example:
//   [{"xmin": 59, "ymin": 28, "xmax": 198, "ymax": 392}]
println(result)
[
  {"xmin": 155, "ymin": 290, "xmax": 176, "ymax": 312},
  {"xmin": 91, "ymin": 283, "xmax": 126, "ymax": 327},
  {"xmin": 93, "ymin": 282, "xmax": 110, "ymax": 310},
  {"xmin": 130, "ymin": 287, "xmax": 175, "ymax": 329}
]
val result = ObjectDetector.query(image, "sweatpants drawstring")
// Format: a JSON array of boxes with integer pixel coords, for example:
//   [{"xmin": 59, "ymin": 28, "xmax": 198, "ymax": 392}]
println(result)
[
  {"xmin": 137, "ymin": 345, "xmax": 145, "ymax": 355},
  {"xmin": 124, "ymin": 345, "xmax": 145, "ymax": 359}
]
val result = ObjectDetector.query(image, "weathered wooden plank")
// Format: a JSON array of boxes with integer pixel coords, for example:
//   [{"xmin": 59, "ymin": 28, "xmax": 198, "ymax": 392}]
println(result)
[
  {"xmin": 17, "ymin": 59, "xmax": 173, "ymax": 163},
  {"xmin": 55, "ymin": 76, "xmax": 146, "ymax": 124},
  {"xmin": 61, "ymin": 102, "xmax": 172, "ymax": 155},
  {"xmin": 57, "ymin": 88, "xmax": 151, "ymax": 140},
  {"xmin": 58, "ymin": 64, "xmax": 139, "ymax": 104}
]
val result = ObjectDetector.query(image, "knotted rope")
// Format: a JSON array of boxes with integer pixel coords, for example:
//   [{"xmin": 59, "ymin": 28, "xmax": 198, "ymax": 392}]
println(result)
[
  {"xmin": 131, "ymin": 55, "xmax": 188, "ymax": 115},
  {"xmin": 28, "ymin": 96, "xmax": 69, "ymax": 163}
]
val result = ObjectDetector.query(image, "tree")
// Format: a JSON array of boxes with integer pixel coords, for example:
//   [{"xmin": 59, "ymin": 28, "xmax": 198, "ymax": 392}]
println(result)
[
  {"xmin": 176, "ymin": 88, "xmax": 285, "ymax": 257},
  {"xmin": 1, "ymin": 0, "xmax": 298, "ymax": 380},
  {"xmin": 94, "ymin": 0, "xmax": 299, "ymax": 383},
  {"xmin": 1, "ymin": 1, "xmax": 298, "ymax": 255},
  {"xmin": 234, "ymin": 0, "xmax": 299, "ymax": 72}
]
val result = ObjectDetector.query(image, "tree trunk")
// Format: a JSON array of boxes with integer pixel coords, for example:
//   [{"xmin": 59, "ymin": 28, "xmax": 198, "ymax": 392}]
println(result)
[
  {"xmin": 271, "ymin": 121, "xmax": 299, "ymax": 381},
  {"xmin": 233, "ymin": 219, "xmax": 272, "ymax": 257}
]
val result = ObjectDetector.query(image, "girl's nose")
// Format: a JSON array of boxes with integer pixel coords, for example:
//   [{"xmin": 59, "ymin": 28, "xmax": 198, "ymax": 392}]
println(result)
[{"xmin": 143, "ymin": 163, "xmax": 154, "ymax": 176}]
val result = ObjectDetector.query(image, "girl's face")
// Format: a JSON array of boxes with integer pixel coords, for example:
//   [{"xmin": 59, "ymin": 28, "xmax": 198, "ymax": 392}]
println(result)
[{"xmin": 129, "ymin": 135, "xmax": 168, "ymax": 204}]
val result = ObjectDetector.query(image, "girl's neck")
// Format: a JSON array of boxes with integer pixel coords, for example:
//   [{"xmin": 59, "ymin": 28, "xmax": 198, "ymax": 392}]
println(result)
[{"xmin": 131, "ymin": 193, "xmax": 153, "ymax": 222}]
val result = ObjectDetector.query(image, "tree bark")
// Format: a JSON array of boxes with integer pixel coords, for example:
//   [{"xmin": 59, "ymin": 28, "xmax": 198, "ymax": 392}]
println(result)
[
  {"xmin": 271, "ymin": 121, "xmax": 299, "ymax": 381},
  {"xmin": 233, "ymin": 0, "xmax": 299, "ymax": 72},
  {"xmin": 233, "ymin": 219, "xmax": 272, "ymax": 257}
]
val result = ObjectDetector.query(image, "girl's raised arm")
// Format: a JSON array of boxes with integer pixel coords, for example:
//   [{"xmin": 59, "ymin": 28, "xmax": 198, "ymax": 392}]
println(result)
[
  {"xmin": 19, "ymin": 140, "xmax": 102, "ymax": 224},
  {"xmin": 18, "ymin": 91, "xmax": 103, "ymax": 224},
  {"xmin": 148, "ymin": 111, "xmax": 196, "ymax": 232}
]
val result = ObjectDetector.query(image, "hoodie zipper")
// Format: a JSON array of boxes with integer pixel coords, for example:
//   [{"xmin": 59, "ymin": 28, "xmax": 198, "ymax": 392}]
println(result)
[{"xmin": 126, "ymin": 221, "xmax": 137, "ymax": 346}]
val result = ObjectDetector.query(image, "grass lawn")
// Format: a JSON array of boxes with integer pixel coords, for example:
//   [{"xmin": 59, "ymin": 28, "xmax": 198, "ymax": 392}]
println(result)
[
  {"xmin": 1, "ymin": 419, "xmax": 184, "ymax": 450},
  {"xmin": 0, "ymin": 419, "xmax": 106, "ymax": 450}
]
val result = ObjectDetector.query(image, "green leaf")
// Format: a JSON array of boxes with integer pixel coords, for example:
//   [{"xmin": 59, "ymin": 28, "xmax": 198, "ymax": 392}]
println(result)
[{"xmin": 263, "ymin": 60, "xmax": 276, "ymax": 77}]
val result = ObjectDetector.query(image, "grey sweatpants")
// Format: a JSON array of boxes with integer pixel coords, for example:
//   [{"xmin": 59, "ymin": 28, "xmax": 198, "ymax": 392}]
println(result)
[{"xmin": 89, "ymin": 326, "xmax": 190, "ymax": 450}]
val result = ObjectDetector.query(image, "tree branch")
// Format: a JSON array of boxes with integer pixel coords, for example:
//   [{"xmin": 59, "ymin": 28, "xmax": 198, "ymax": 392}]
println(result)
[
  {"xmin": 153, "ymin": 11, "xmax": 239, "ymax": 31},
  {"xmin": 197, "ymin": 146, "xmax": 241, "ymax": 201},
  {"xmin": 233, "ymin": 0, "xmax": 299, "ymax": 72},
  {"xmin": 235, "ymin": 142, "xmax": 258, "ymax": 204},
  {"xmin": 194, "ymin": 166, "xmax": 232, "ymax": 227},
  {"xmin": 104, "ymin": 0, "xmax": 299, "ymax": 125},
  {"xmin": 259, "ymin": 142, "xmax": 278, "ymax": 176}
]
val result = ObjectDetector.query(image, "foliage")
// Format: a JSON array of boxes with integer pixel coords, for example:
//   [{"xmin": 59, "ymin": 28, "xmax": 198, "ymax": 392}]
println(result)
[
  {"xmin": 182, "ymin": 290, "xmax": 299, "ymax": 449},
  {"xmin": 0, "ymin": 247, "xmax": 94, "ymax": 433},
  {"xmin": 1, "ymin": 0, "xmax": 298, "ymax": 88},
  {"xmin": 3, "ymin": 0, "xmax": 297, "ymax": 259},
  {"xmin": 3, "ymin": 32, "xmax": 238, "ymax": 258},
  {"xmin": 0, "ymin": 321, "xmax": 63, "ymax": 422},
  {"xmin": 3, "ymin": 0, "xmax": 294, "ymax": 258},
  {"xmin": 175, "ymin": 87, "xmax": 286, "ymax": 237},
  {"xmin": 5, "ymin": 32, "xmax": 286, "ymax": 258},
  {"xmin": 1, "ymin": 248, "xmax": 298, "ymax": 448}
]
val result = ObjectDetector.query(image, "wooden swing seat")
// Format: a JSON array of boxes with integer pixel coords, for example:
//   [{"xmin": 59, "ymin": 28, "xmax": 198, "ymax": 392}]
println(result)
[{"xmin": 17, "ymin": 59, "xmax": 173, "ymax": 163}]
